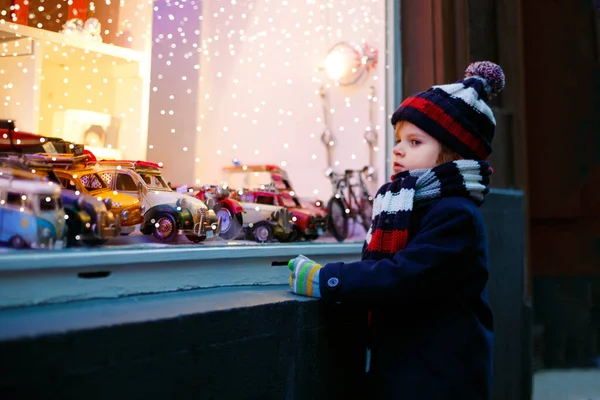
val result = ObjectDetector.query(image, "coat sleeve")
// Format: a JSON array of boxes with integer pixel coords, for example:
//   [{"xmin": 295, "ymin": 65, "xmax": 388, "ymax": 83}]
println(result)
[{"xmin": 319, "ymin": 198, "xmax": 489, "ymax": 306}]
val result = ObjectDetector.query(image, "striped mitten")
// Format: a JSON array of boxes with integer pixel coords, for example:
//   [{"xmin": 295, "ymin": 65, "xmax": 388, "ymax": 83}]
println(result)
[{"xmin": 288, "ymin": 255, "xmax": 322, "ymax": 298}]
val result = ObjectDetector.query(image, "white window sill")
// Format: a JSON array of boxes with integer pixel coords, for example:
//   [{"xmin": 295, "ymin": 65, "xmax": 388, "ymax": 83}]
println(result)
[{"xmin": 0, "ymin": 241, "xmax": 362, "ymax": 309}]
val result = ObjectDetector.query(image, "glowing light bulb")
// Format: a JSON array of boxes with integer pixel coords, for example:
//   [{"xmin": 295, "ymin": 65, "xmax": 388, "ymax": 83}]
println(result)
[{"xmin": 324, "ymin": 50, "xmax": 346, "ymax": 80}]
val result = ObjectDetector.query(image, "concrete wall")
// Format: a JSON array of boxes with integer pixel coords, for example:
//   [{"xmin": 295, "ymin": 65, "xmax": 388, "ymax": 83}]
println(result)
[{"xmin": 0, "ymin": 191, "xmax": 529, "ymax": 400}]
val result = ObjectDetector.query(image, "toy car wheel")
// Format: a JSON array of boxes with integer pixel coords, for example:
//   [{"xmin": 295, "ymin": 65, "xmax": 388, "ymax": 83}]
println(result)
[
  {"xmin": 253, "ymin": 222, "xmax": 273, "ymax": 243},
  {"xmin": 152, "ymin": 213, "xmax": 178, "ymax": 242},
  {"xmin": 280, "ymin": 226, "xmax": 299, "ymax": 242},
  {"xmin": 140, "ymin": 224, "xmax": 153, "ymax": 235},
  {"xmin": 185, "ymin": 234, "xmax": 206, "ymax": 243},
  {"xmin": 65, "ymin": 219, "xmax": 82, "ymax": 247},
  {"xmin": 83, "ymin": 238, "xmax": 109, "ymax": 246},
  {"xmin": 66, "ymin": 233, "xmax": 80, "ymax": 248},
  {"xmin": 10, "ymin": 235, "xmax": 27, "ymax": 249},
  {"xmin": 214, "ymin": 203, "xmax": 243, "ymax": 240}
]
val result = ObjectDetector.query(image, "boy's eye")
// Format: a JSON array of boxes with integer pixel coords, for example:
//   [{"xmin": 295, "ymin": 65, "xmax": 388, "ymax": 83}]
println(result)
[{"xmin": 395, "ymin": 138, "xmax": 422, "ymax": 145}]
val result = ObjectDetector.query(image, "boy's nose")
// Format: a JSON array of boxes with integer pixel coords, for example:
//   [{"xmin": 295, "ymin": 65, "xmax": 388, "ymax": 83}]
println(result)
[{"xmin": 393, "ymin": 143, "xmax": 405, "ymax": 157}]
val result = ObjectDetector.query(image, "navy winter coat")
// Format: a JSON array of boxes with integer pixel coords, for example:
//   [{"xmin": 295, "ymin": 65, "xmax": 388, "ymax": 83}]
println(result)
[{"xmin": 319, "ymin": 196, "xmax": 494, "ymax": 400}]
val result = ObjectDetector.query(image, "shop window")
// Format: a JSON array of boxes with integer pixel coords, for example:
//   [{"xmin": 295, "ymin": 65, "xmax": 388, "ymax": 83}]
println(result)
[{"xmin": 0, "ymin": 0, "xmax": 394, "ymax": 250}]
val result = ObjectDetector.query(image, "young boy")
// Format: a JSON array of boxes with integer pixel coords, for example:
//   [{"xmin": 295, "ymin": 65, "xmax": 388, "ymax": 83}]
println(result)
[{"xmin": 289, "ymin": 61, "xmax": 505, "ymax": 399}]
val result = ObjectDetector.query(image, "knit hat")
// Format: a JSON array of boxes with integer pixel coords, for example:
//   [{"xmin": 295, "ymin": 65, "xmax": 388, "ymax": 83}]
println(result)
[{"xmin": 391, "ymin": 61, "xmax": 505, "ymax": 160}]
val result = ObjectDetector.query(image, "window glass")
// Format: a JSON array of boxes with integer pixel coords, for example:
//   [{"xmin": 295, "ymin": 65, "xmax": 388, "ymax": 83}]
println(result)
[
  {"xmin": 39, "ymin": 195, "xmax": 61, "ymax": 211},
  {"xmin": 256, "ymin": 195, "xmax": 275, "ymax": 206},
  {"xmin": 239, "ymin": 193, "xmax": 254, "ymax": 203},
  {"xmin": 116, "ymin": 174, "xmax": 138, "ymax": 191},
  {"xmin": 226, "ymin": 172, "xmax": 273, "ymax": 191},
  {"xmin": 139, "ymin": 173, "xmax": 170, "ymax": 190},
  {"xmin": 59, "ymin": 177, "xmax": 78, "ymax": 191},
  {"xmin": 80, "ymin": 174, "xmax": 107, "ymax": 192},
  {"xmin": 0, "ymin": 0, "xmax": 389, "ymax": 249},
  {"xmin": 6, "ymin": 192, "xmax": 23, "ymax": 208},
  {"xmin": 280, "ymin": 196, "xmax": 297, "ymax": 208},
  {"xmin": 100, "ymin": 172, "xmax": 113, "ymax": 187}
]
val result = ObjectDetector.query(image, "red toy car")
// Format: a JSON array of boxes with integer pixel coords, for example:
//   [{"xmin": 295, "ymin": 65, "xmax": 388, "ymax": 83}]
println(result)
[
  {"xmin": 223, "ymin": 164, "xmax": 327, "ymax": 240},
  {"xmin": 194, "ymin": 185, "xmax": 246, "ymax": 240},
  {"xmin": 230, "ymin": 187, "xmax": 325, "ymax": 241}
]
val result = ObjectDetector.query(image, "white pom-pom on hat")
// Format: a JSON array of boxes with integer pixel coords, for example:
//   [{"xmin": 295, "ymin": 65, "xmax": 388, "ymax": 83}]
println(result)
[{"xmin": 465, "ymin": 61, "xmax": 505, "ymax": 97}]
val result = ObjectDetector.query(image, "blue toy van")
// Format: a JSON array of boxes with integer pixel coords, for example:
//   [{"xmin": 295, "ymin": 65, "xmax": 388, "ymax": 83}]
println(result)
[{"xmin": 0, "ymin": 175, "xmax": 66, "ymax": 249}]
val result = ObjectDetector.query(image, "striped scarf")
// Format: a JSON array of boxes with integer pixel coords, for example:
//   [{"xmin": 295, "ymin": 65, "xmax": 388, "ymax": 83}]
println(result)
[{"xmin": 363, "ymin": 160, "xmax": 491, "ymax": 260}]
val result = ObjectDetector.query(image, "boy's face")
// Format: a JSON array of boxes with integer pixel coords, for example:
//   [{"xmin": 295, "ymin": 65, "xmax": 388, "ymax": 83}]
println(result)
[{"xmin": 393, "ymin": 121, "xmax": 441, "ymax": 173}]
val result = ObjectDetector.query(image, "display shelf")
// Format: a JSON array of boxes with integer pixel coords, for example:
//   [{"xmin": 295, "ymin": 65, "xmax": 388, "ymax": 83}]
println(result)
[
  {"xmin": 0, "ymin": 22, "xmax": 151, "ymax": 161},
  {"xmin": 0, "ymin": 241, "xmax": 363, "ymax": 309},
  {"xmin": 0, "ymin": 22, "xmax": 145, "ymax": 65}
]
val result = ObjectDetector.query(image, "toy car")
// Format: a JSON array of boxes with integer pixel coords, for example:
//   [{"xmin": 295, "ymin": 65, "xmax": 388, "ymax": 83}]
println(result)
[
  {"xmin": 49, "ymin": 161, "xmax": 144, "ymax": 233},
  {"xmin": 194, "ymin": 184, "xmax": 245, "ymax": 240},
  {"xmin": 223, "ymin": 164, "xmax": 326, "ymax": 240},
  {"xmin": 91, "ymin": 160, "xmax": 222, "ymax": 243},
  {"xmin": 0, "ymin": 157, "xmax": 121, "ymax": 246},
  {"xmin": 191, "ymin": 183, "xmax": 294, "ymax": 242},
  {"xmin": 0, "ymin": 119, "xmax": 84, "ymax": 156},
  {"xmin": 231, "ymin": 187, "xmax": 325, "ymax": 241},
  {"xmin": 60, "ymin": 188, "xmax": 121, "ymax": 246},
  {"xmin": 0, "ymin": 168, "xmax": 67, "ymax": 249},
  {"xmin": 230, "ymin": 188, "xmax": 294, "ymax": 242}
]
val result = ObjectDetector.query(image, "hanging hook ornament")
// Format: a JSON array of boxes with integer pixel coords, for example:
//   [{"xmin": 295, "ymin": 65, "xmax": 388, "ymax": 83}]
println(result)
[
  {"xmin": 319, "ymin": 85, "xmax": 336, "ymax": 170},
  {"xmin": 364, "ymin": 86, "xmax": 378, "ymax": 176}
]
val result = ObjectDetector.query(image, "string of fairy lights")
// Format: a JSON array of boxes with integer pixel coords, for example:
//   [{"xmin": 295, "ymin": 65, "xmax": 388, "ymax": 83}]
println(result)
[{"xmin": 1, "ymin": 0, "xmax": 386, "ymax": 198}]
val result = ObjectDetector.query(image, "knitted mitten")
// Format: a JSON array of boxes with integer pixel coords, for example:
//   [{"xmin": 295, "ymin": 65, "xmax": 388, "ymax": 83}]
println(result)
[{"xmin": 288, "ymin": 255, "xmax": 322, "ymax": 298}]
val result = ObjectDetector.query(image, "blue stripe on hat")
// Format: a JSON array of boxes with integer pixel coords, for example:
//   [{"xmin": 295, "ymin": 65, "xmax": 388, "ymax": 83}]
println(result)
[
  {"xmin": 391, "ymin": 103, "xmax": 479, "ymax": 159},
  {"xmin": 426, "ymin": 88, "xmax": 496, "ymax": 146}
]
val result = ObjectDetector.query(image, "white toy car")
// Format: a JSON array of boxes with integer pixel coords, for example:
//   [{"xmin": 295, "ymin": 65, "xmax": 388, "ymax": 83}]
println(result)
[{"xmin": 92, "ymin": 160, "xmax": 221, "ymax": 243}]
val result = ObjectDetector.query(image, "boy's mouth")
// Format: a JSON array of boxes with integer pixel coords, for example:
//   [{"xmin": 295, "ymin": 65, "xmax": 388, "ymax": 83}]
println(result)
[{"xmin": 393, "ymin": 162, "xmax": 404, "ymax": 171}]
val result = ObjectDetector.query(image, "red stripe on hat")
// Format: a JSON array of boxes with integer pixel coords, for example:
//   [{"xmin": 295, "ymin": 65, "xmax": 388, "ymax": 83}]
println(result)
[
  {"xmin": 403, "ymin": 97, "xmax": 488, "ymax": 159},
  {"xmin": 366, "ymin": 229, "xmax": 409, "ymax": 254}
]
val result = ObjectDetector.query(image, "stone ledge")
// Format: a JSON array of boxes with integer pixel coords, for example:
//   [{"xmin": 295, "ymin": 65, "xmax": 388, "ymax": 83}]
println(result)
[{"xmin": 0, "ymin": 285, "xmax": 304, "ymax": 341}]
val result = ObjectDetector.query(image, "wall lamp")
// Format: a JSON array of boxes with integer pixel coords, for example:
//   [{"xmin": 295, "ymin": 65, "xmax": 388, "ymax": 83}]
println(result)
[{"xmin": 323, "ymin": 41, "xmax": 378, "ymax": 86}]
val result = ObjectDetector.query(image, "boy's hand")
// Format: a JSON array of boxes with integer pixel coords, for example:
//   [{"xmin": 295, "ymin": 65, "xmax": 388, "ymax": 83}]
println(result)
[{"xmin": 288, "ymin": 255, "xmax": 322, "ymax": 298}]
